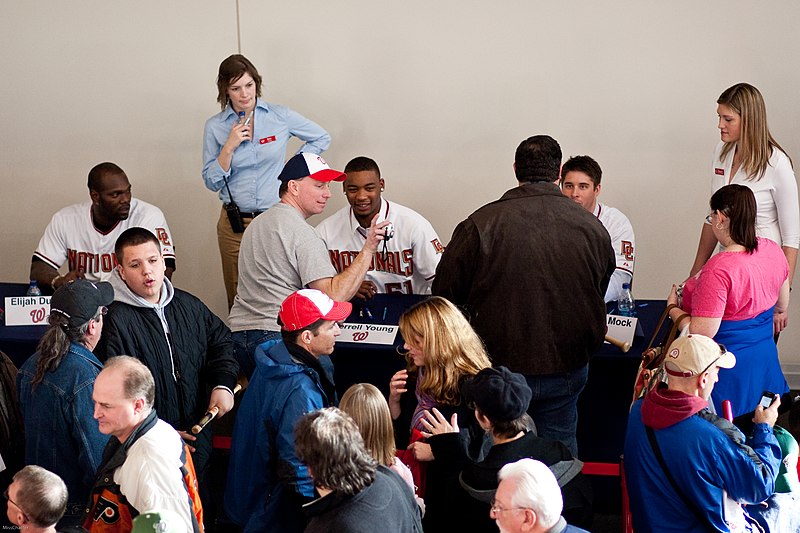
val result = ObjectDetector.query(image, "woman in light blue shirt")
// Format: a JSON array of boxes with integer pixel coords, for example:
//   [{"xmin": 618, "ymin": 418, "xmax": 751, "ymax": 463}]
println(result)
[{"xmin": 202, "ymin": 54, "xmax": 331, "ymax": 309}]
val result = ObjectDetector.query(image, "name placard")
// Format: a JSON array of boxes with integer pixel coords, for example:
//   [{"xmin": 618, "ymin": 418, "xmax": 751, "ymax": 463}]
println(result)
[
  {"xmin": 339, "ymin": 323, "xmax": 399, "ymax": 345},
  {"xmin": 606, "ymin": 313, "xmax": 637, "ymax": 349},
  {"xmin": 4, "ymin": 296, "xmax": 51, "ymax": 326}
]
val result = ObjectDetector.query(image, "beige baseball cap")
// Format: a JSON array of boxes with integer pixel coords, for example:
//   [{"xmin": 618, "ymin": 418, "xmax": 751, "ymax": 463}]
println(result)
[{"xmin": 664, "ymin": 334, "xmax": 736, "ymax": 378}]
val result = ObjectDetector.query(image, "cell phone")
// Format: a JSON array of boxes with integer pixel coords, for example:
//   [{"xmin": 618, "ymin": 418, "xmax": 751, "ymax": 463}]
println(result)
[{"xmin": 759, "ymin": 391, "xmax": 776, "ymax": 409}]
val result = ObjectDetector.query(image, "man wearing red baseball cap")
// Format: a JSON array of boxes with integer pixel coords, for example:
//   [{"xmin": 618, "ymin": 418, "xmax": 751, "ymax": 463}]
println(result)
[
  {"xmin": 229, "ymin": 153, "xmax": 389, "ymax": 378},
  {"xmin": 226, "ymin": 289, "xmax": 352, "ymax": 532}
]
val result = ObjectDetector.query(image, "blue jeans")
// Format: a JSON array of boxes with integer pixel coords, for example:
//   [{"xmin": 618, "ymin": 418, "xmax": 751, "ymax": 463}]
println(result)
[
  {"xmin": 524, "ymin": 364, "xmax": 588, "ymax": 457},
  {"xmin": 232, "ymin": 329, "xmax": 282, "ymax": 378}
]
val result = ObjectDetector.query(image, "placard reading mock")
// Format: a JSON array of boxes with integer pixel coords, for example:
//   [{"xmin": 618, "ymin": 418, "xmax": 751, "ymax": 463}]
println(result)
[{"xmin": 605, "ymin": 313, "xmax": 637, "ymax": 348}]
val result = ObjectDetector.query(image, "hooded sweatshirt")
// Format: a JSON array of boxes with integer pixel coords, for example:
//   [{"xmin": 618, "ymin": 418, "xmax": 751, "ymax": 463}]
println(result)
[{"xmin": 98, "ymin": 270, "xmax": 237, "ymax": 431}]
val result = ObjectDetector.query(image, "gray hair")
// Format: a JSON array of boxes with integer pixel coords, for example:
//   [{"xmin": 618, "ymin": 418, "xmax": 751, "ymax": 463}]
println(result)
[
  {"xmin": 498, "ymin": 458, "xmax": 562, "ymax": 528},
  {"xmin": 294, "ymin": 408, "xmax": 377, "ymax": 495},
  {"xmin": 12, "ymin": 465, "xmax": 68, "ymax": 528},
  {"xmin": 33, "ymin": 306, "xmax": 101, "ymax": 385},
  {"xmin": 102, "ymin": 355, "xmax": 155, "ymax": 409}
]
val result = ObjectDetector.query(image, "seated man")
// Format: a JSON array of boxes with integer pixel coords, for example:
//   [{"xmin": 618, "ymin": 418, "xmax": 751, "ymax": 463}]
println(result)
[
  {"xmin": 316, "ymin": 156, "xmax": 444, "ymax": 296},
  {"xmin": 16, "ymin": 279, "xmax": 112, "ymax": 526},
  {"xmin": 229, "ymin": 153, "xmax": 388, "ymax": 377},
  {"xmin": 31, "ymin": 162, "xmax": 175, "ymax": 292},
  {"xmin": 96, "ymin": 227, "xmax": 238, "ymax": 482},
  {"xmin": 5, "ymin": 465, "xmax": 68, "ymax": 533},
  {"xmin": 85, "ymin": 356, "xmax": 202, "ymax": 532},
  {"xmin": 226, "ymin": 289, "xmax": 351, "ymax": 532},
  {"xmin": 294, "ymin": 407, "xmax": 423, "ymax": 533},
  {"xmin": 560, "ymin": 155, "xmax": 634, "ymax": 303},
  {"xmin": 493, "ymin": 458, "xmax": 589, "ymax": 533},
  {"xmin": 624, "ymin": 334, "xmax": 782, "ymax": 532}
]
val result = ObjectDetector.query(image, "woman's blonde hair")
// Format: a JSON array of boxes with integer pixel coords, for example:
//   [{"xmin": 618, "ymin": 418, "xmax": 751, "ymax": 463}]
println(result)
[
  {"xmin": 718, "ymin": 83, "xmax": 792, "ymax": 180},
  {"xmin": 339, "ymin": 383, "xmax": 396, "ymax": 466},
  {"xmin": 399, "ymin": 297, "xmax": 491, "ymax": 406}
]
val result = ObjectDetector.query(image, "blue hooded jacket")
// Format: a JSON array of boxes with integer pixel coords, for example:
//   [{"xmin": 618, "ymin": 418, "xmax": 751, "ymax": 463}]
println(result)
[
  {"xmin": 624, "ymin": 387, "xmax": 781, "ymax": 532},
  {"xmin": 225, "ymin": 339, "xmax": 334, "ymax": 532}
]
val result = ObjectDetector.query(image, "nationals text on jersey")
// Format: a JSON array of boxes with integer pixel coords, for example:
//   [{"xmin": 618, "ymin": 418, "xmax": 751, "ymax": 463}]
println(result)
[
  {"xmin": 67, "ymin": 248, "xmax": 118, "ymax": 275},
  {"xmin": 328, "ymin": 249, "xmax": 414, "ymax": 276}
]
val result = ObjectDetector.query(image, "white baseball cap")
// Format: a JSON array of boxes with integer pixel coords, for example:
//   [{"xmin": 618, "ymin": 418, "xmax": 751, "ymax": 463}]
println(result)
[{"xmin": 664, "ymin": 334, "xmax": 736, "ymax": 378}]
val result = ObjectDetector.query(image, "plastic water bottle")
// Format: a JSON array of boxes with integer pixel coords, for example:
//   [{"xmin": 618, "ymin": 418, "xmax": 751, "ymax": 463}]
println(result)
[
  {"xmin": 26, "ymin": 280, "xmax": 42, "ymax": 296},
  {"xmin": 617, "ymin": 283, "xmax": 635, "ymax": 316}
]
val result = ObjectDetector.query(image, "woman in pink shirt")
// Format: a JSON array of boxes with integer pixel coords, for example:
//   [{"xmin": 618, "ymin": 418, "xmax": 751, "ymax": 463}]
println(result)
[{"xmin": 668, "ymin": 184, "xmax": 789, "ymax": 418}]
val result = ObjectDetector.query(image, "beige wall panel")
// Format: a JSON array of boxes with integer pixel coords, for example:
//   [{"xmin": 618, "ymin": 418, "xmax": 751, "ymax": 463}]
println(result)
[{"xmin": 2, "ymin": 1, "xmax": 799, "ymax": 381}]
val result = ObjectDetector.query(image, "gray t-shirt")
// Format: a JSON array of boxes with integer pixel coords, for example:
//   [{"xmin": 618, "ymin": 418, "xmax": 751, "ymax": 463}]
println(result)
[{"xmin": 229, "ymin": 203, "xmax": 336, "ymax": 332}]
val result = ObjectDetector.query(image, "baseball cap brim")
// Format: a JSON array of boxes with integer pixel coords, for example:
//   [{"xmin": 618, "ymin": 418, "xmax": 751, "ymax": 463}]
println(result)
[
  {"xmin": 716, "ymin": 349, "xmax": 736, "ymax": 369},
  {"xmin": 310, "ymin": 169, "xmax": 346, "ymax": 183},
  {"xmin": 321, "ymin": 300, "xmax": 353, "ymax": 321},
  {"xmin": 96, "ymin": 281, "xmax": 115, "ymax": 306}
]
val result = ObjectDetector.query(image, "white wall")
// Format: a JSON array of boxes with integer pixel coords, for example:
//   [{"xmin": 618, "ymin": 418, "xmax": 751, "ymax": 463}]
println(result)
[{"xmin": 2, "ymin": 1, "xmax": 799, "ymax": 385}]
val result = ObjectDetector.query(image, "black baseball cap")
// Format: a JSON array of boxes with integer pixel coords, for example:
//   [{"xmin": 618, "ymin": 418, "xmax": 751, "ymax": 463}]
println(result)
[
  {"xmin": 462, "ymin": 366, "xmax": 532, "ymax": 422},
  {"xmin": 50, "ymin": 279, "xmax": 114, "ymax": 328}
]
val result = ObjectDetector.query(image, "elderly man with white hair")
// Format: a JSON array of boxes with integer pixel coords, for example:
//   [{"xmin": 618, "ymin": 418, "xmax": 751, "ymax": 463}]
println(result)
[{"xmin": 492, "ymin": 458, "xmax": 589, "ymax": 533}]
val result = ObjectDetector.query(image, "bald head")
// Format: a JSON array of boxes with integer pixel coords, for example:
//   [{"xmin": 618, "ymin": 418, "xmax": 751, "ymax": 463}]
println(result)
[{"xmin": 93, "ymin": 356, "xmax": 155, "ymax": 442}]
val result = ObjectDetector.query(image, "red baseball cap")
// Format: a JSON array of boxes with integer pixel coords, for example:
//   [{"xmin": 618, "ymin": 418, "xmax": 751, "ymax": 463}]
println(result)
[{"xmin": 278, "ymin": 289, "xmax": 352, "ymax": 331}]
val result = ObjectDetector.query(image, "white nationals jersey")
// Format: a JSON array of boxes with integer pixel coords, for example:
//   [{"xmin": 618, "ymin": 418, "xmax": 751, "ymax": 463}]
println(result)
[
  {"xmin": 316, "ymin": 198, "xmax": 444, "ymax": 294},
  {"xmin": 33, "ymin": 199, "xmax": 175, "ymax": 281},
  {"xmin": 595, "ymin": 202, "xmax": 635, "ymax": 302}
]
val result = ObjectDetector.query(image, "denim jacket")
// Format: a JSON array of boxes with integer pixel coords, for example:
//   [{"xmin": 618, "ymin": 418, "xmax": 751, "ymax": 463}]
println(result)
[{"xmin": 17, "ymin": 341, "xmax": 108, "ymax": 522}]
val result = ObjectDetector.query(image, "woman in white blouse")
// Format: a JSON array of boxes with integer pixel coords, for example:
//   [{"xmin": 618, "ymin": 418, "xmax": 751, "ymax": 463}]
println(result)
[{"xmin": 690, "ymin": 83, "xmax": 799, "ymax": 334}]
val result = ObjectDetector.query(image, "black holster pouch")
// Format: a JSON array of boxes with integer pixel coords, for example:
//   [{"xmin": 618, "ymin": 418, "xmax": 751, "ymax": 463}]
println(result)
[{"xmin": 225, "ymin": 202, "xmax": 245, "ymax": 233}]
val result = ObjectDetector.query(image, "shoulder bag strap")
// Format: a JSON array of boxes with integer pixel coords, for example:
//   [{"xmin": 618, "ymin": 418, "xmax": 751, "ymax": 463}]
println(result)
[
  {"xmin": 645, "ymin": 304, "xmax": 678, "ymax": 351},
  {"xmin": 645, "ymin": 426, "xmax": 717, "ymax": 533}
]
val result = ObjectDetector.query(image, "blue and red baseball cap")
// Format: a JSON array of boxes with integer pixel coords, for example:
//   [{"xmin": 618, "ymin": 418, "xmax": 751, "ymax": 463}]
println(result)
[{"xmin": 277, "ymin": 153, "xmax": 346, "ymax": 184}]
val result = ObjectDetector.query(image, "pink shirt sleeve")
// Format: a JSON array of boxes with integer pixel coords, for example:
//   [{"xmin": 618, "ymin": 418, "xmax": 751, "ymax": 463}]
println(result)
[{"xmin": 688, "ymin": 261, "xmax": 731, "ymax": 318}]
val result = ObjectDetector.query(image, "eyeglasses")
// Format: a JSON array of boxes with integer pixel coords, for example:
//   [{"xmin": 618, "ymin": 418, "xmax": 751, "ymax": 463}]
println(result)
[
  {"xmin": 698, "ymin": 344, "xmax": 728, "ymax": 375},
  {"xmin": 705, "ymin": 212, "xmax": 716, "ymax": 224},
  {"xmin": 93, "ymin": 306, "xmax": 108, "ymax": 321},
  {"xmin": 4, "ymin": 488, "xmax": 24, "ymax": 514},
  {"xmin": 490, "ymin": 500, "xmax": 528, "ymax": 515}
]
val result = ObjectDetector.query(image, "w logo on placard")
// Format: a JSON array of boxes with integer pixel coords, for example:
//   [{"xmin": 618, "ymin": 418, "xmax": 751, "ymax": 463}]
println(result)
[{"xmin": 353, "ymin": 331, "xmax": 369, "ymax": 342}]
